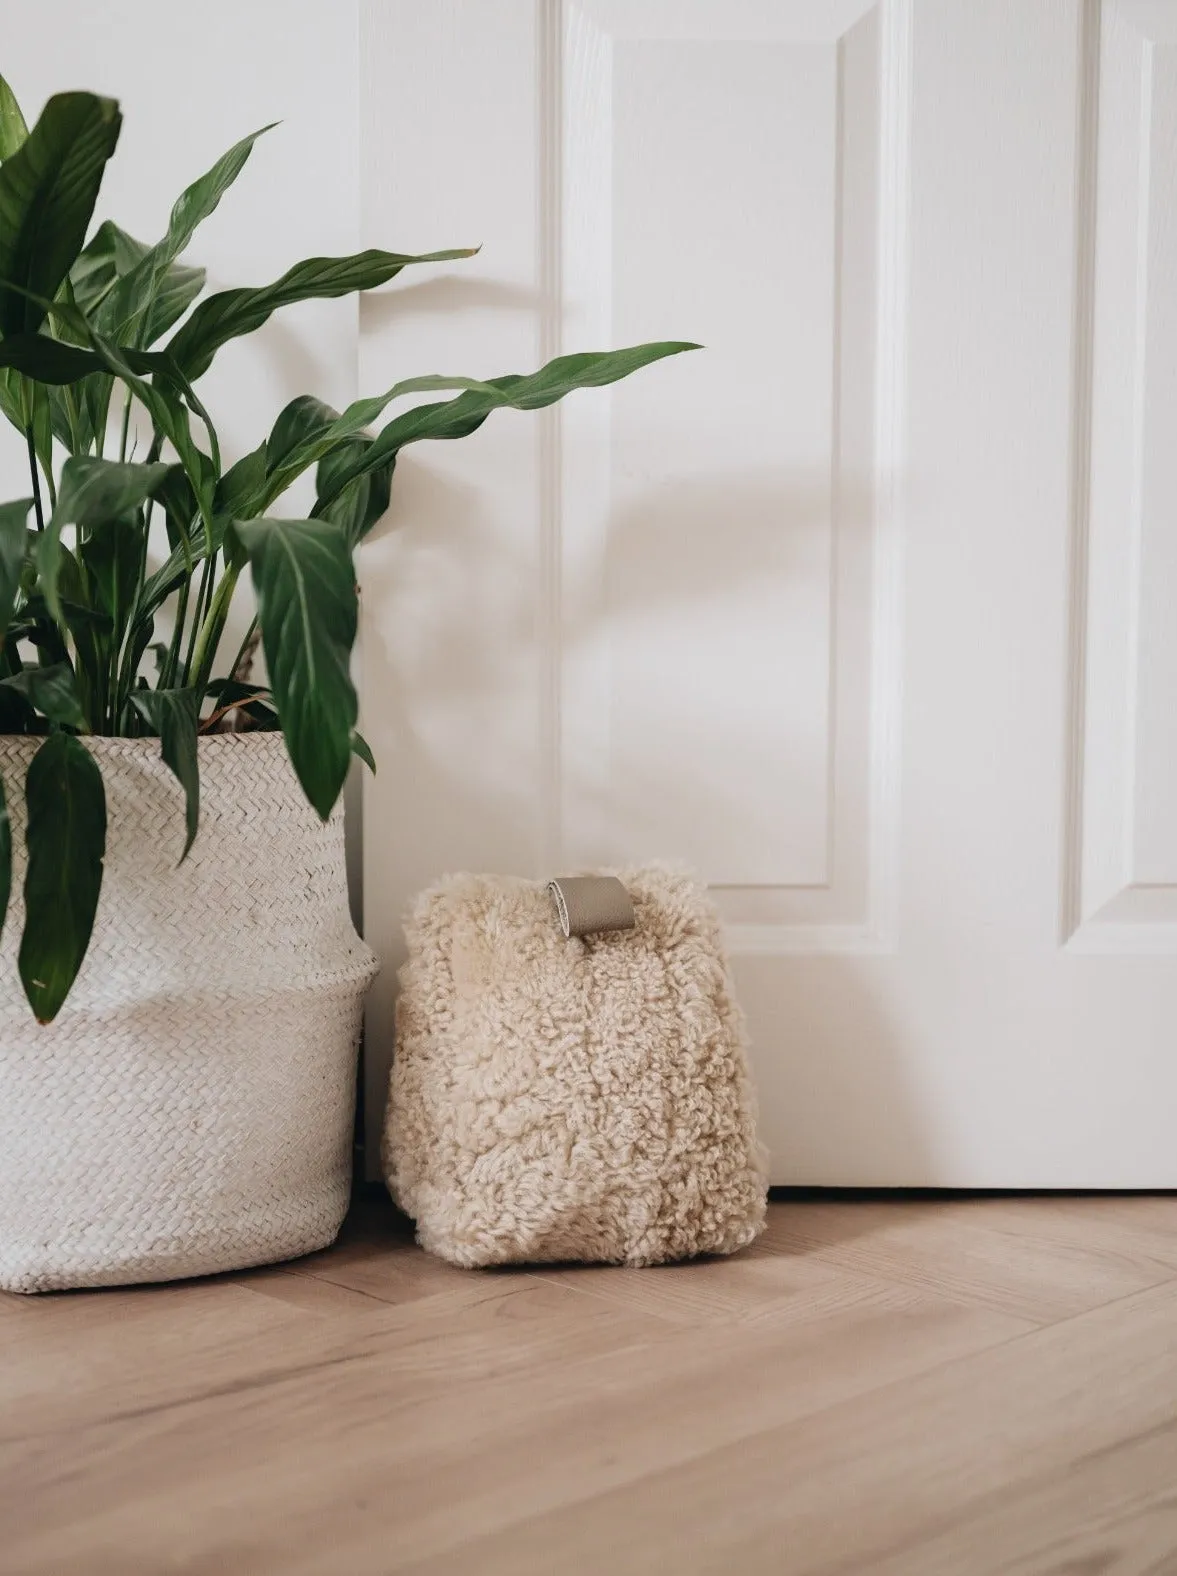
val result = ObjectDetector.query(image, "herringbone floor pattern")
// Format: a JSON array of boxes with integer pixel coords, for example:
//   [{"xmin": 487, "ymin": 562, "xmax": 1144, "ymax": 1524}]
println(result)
[{"xmin": 3, "ymin": 1191, "xmax": 1177, "ymax": 1574}]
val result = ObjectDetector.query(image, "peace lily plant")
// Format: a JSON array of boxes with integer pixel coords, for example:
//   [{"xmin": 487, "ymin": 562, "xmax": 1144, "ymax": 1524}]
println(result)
[{"xmin": 0, "ymin": 80, "xmax": 695, "ymax": 1024}]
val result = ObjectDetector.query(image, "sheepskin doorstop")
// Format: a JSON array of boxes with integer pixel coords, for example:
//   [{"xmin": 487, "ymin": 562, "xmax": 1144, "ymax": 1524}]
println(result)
[{"xmin": 383, "ymin": 865, "xmax": 769, "ymax": 1267}]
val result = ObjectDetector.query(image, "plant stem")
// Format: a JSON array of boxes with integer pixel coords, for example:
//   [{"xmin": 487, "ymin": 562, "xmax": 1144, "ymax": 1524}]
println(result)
[
  {"xmin": 180, "ymin": 554, "xmax": 216, "ymax": 687},
  {"xmin": 162, "ymin": 580, "xmax": 190, "ymax": 692},
  {"xmin": 226, "ymin": 615, "xmax": 259, "ymax": 684},
  {"xmin": 199, "ymin": 691, "xmax": 267, "ymax": 734},
  {"xmin": 112, "ymin": 434, "xmax": 171, "ymax": 724},
  {"xmin": 118, "ymin": 389, "xmax": 133, "ymax": 464},
  {"xmin": 26, "ymin": 426, "xmax": 45, "ymax": 532},
  {"xmin": 62, "ymin": 383, "xmax": 84, "ymax": 455},
  {"xmin": 131, "ymin": 432, "xmax": 166, "ymax": 626},
  {"xmin": 187, "ymin": 563, "xmax": 242, "ymax": 700}
]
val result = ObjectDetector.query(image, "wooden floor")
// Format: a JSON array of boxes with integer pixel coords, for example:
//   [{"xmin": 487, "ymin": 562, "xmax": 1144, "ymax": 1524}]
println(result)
[{"xmin": 4, "ymin": 1193, "xmax": 1177, "ymax": 1574}]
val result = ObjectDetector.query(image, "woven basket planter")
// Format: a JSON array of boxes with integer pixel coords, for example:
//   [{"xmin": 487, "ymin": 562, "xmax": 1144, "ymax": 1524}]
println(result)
[{"xmin": 0, "ymin": 733, "xmax": 378, "ymax": 1294}]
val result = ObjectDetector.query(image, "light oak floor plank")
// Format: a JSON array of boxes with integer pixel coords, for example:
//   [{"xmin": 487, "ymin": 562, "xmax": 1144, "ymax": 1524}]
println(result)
[
  {"xmin": 757, "ymin": 1196, "xmax": 1177, "ymax": 1322},
  {"xmin": 394, "ymin": 1277, "xmax": 1177, "ymax": 1576},
  {"xmin": 2, "ymin": 1194, "xmax": 1176, "ymax": 1575},
  {"xmin": 842, "ymin": 1418, "xmax": 1177, "ymax": 1576}
]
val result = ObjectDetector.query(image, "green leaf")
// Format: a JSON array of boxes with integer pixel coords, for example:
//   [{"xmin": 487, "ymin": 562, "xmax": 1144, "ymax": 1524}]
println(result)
[
  {"xmin": 258, "ymin": 375, "xmax": 496, "ymax": 512},
  {"xmin": 98, "ymin": 124, "xmax": 273, "ymax": 346},
  {"xmin": 0, "ymin": 366, "xmax": 22, "ymax": 432},
  {"xmin": 235, "ymin": 516, "xmax": 358, "ymax": 819},
  {"xmin": 351, "ymin": 729, "xmax": 376, "ymax": 774},
  {"xmin": 266, "ymin": 394, "xmax": 338, "ymax": 474},
  {"xmin": 215, "ymin": 441, "xmax": 268, "ymax": 518},
  {"xmin": 86, "ymin": 324, "xmax": 220, "ymax": 517},
  {"xmin": 0, "ymin": 369, "xmax": 57, "ymax": 477},
  {"xmin": 76, "ymin": 370, "xmax": 114, "ymax": 457},
  {"xmin": 0, "ymin": 661, "xmax": 86, "ymax": 729},
  {"xmin": 2, "ymin": 284, "xmax": 222, "ymax": 501},
  {"xmin": 56, "ymin": 547, "xmax": 107, "ymax": 711},
  {"xmin": 0, "ymin": 332, "xmax": 176, "ymax": 384},
  {"xmin": 0, "ymin": 92, "xmax": 121, "ymax": 336},
  {"xmin": 19, "ymin": 732, "xmax": 106, "ymax": 1021},
  {"xmin": 122, "ymin": 614, "xmax": 156, "ymax": 702},
  {"xmin": 73, "ymin": 220, "xmax": 207, "ymax": 346},
  {"xmin": 6, "ymin": 259, "xmax": 222, "ymax": 490},
  {"xmin": 167, "ymin": 248, "xmax": 477, "ymax": 380},
  {"xmin": 318, "ymin": 343, "xmax": 701, "ymax": 523},
  {"xmin": 153, "ymin": 125, "xmax": 275, "ymax": 266},
  {"xmin": 79, "ymin": 511, "xmax": 143, "ymax": 649},
  {"xmin": 153, "ymin": 463, "xmax": 200, "ymax": 558},
  {"xmin": 314, "ymin": 439, "xmax": 393, "ymax": 547},
  {"xmin": 216, "ymin": 376, "xmax": 493, "ymax": 526},
  {"xmin": 0, "ymin": 682, "xmax": 37, "ymax": 734},
  {"xmin": 0, "ymin": 277, "xmax": 215, "ymax": 485},
  {"xmin": 50, "ymin": 455, "xmax": 170, "ymax": 532},
  {"xmin": 143, "ymin": 259, "xmax": 205, "ymax": 344},
  {"xmin": 0, "ymin": 498, "xmax": 31, "ymax": 635},
  {"xmin": 138, "ymin": 538, "xmax": 203, "ymax": 625},
  {"xmin": 0, "ymin": 773, "xmax": 9, "ymax": 947},
  {"xmin": 39, "ymin": 456, "xmax": 169, "ymax": 624},
  {"xmin": 46, "ymin": 381, "xmax": 78, "ymax": 451},
  {"xmin": 0, "ymin": 73, "xmax": 29, "ymax": 162},
  {"xmin": 70, "ymin": 219, "xmax": 133, "ymax": 314},
  {"xmin": 131, "ymin": 687, "xmax": 200, "ymax": 858}
]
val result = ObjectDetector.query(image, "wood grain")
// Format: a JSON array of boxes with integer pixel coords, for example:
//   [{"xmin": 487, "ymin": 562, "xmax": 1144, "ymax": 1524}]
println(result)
[
  {"xmin": 2, "ymin": 1195, "xmax": 1177, "ymax": 1574},
  {"xmin": 757, "ymin": 1197, "xmax": 1177, "ymax": 1322}
]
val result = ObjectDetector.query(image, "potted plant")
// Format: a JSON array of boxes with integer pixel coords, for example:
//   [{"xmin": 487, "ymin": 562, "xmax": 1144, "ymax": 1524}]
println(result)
[{"xmin": 0, "ymin": 79, "xmax": 695, "ymax": 1293}]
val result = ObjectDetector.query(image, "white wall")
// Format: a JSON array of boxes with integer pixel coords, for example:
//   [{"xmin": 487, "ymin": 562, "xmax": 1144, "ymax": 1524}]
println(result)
[{"xmin": 1, "ymin": 1, "xmax": 362, "ymax": 498}]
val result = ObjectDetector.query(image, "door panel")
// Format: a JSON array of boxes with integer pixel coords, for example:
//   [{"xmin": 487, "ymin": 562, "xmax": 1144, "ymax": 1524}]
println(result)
[
  {"xmin": 360, "ymin": 0, "xmax": 1177, "ymax": 1184},
  {"xmin": 556, "ymin": 0, "xmax": 899, "ymax": 950},
  {"xmin": 1076, "ymin": 0, "xmax": 1177, "ymax": 946}
]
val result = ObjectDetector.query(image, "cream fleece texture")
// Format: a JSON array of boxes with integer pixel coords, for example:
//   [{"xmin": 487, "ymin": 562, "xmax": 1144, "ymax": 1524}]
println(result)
[{"xmin": 383, "ymin": 866, "xmax": 768, "ymax": 1267}]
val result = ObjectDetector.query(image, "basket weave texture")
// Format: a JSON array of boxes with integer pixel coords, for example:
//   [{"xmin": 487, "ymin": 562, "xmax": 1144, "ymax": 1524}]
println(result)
[{"xmin": 0, "ymin": 733, "xmax": 378, "ymax": 1294}]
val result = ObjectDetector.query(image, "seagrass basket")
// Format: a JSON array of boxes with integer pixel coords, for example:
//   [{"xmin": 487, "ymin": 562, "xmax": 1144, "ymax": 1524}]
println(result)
[{"xmin": 0, "ymin": 732, "xmax": 378, "ymax": 1293}]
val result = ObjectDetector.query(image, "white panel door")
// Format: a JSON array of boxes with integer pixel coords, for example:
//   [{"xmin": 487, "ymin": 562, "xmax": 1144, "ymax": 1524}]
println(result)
[{"xmin": 359, "ymin": 0, "xmax": 1177, "ymax": 1185}]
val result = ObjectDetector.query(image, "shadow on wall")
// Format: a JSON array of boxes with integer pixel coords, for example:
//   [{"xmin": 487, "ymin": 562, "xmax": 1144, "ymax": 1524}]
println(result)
[
  {"xmin": 358, "ymin": 453, "xmax": 931, "ymax": 1189},
  {"xmin": 361, "ymin": 459, "xmax": 878, "ymax": 872},
  {"xmin": 360, "ymin": 463, "xmax": 837, "ymax": 884},
  {"xmin": 563, "ymin": 468, "xmax": 863, "ymax": 878}
]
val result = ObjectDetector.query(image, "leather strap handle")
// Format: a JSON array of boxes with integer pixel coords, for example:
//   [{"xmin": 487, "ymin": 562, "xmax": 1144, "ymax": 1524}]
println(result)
[{"xmin": 547, "ymin": 876, "xmax": 636, "ymax": 938}]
